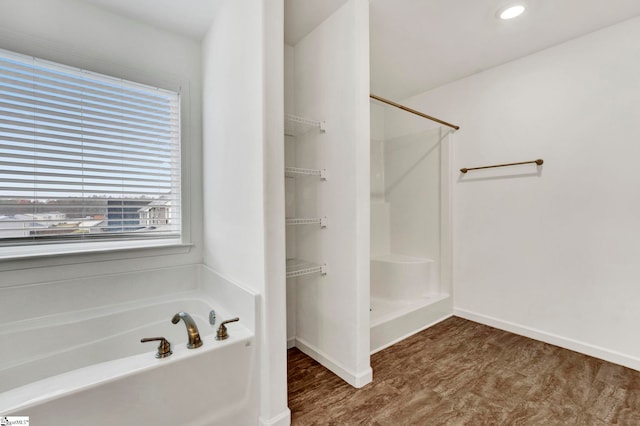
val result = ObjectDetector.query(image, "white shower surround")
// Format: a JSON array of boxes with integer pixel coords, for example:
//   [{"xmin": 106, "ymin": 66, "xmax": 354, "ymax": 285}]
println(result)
[
  {"xmin": 369, "ymin": 102, "xmax": 454, "ymax": 353},
  {"xmin": 371, "ymin": 254, "xmax": 436, "ymax": 300}
]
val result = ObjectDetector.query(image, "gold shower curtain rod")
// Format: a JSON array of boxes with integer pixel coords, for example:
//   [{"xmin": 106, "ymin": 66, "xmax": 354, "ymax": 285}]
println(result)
[{"xmin": 369, "ymin": 94, "xmax": 460, "ymax": 130}]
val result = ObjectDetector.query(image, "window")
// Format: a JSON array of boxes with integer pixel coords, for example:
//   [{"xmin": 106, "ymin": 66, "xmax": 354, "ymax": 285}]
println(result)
[{"xmin": 0, "ymin": 49, "xmax": 181, "ymax": 254}]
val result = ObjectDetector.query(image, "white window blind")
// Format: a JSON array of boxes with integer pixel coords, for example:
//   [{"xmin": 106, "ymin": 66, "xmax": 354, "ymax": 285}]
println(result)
[{"xmin": 0, "ymin": 49, "xmax": 181, "ymax": 248}]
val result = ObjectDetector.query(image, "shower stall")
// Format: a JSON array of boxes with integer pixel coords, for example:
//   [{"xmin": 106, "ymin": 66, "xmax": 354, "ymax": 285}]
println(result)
[{"xmin": 370, "ymin": 96, "xmax": 454, "ymax": 353}]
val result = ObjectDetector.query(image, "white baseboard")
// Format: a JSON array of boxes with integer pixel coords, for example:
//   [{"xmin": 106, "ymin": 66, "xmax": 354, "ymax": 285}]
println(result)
[
  {"xmin": 259, "ymin": 409, "xmax": 291, "ymax": 426},
  {"xmin": 454, "ymin": 308, "xmax": 640, "ymax": 371},
  {"xmin": 294, "ymin": 337, "xmax": 373, "ymax": 388},
  {"xmin": 286, "ymin": 337, "xmax": 296, "ymax": 350}
]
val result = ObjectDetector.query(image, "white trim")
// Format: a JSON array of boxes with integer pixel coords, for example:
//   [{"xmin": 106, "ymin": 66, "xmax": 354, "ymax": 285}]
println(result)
[
  {"xmin": 286, "ymin": 337, "xmax": 296, "ymax": 350},
  {"xmin": 294, "ymin": 337, "xmax": 373, "ymax": 388},
  {"xmin": 454, "ymin": 308, "xmax": 640, "ymax": 371},
  {"xmin": 0, "ymin": 239, "xmax": 187, "ymax": 261},
  {"xmin": 259, "ymin": 409, "xmax": 291, "ymax": 426},
  {"xmin": 0, "ymin": 242, "xmax": 194, "ymax": 274}
]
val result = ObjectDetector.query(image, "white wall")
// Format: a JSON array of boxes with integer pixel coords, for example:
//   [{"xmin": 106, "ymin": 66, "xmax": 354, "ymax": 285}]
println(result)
[
  {"xmin": 202, "ymin": 0, "xmax": 289, "ymax": 424},
  {"xmin": 405, "ymin": 16, "xmax": 640, "ymax": 369},
  {"xmin": 292, "ymin": 0, "xmax": 372, "ymax": 387},
  {"xmin": 202, "ymin": 1, "xmax": 265, "ymax": 288},
  {"xmin": 0, "ymin": 0, "xmax": 202, "ymax": 294},
  {"xmin": 262, "ymin": 1, "xmax": 289, "ymax": 425}
]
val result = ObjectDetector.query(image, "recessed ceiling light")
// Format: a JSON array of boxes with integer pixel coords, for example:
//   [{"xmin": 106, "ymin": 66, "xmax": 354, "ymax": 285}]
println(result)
[{"xmin": 498, "ymin": 4, "xmax": 525, "ymax": 20}]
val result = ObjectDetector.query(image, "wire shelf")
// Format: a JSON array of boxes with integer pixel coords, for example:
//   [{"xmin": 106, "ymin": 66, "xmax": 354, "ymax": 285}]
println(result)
[
  {"xmin": 285, "ymin": 167, "xmax": 327, "ymax": 180},
  {"xmin": 286, "ymin": 259, "xmax": 327, "ymax": 278},
  {"xmin": 286, "ymin": 217, "xmax": 327, "ymax": 228},
  {"xmin": 285, "ymin": 114, "xmax": 326, "ymax": 137}
]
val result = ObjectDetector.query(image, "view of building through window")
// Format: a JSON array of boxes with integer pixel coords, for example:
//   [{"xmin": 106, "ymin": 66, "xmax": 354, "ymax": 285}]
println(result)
[{"xmin": 0, "ymin": 49, "xmax": 181, "ymax": 245}]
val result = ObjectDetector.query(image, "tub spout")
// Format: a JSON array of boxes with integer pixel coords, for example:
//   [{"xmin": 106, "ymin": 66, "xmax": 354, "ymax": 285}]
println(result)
[{"xmin": 171, "ymin": 311, "xmax": 203, "ymax": 349}]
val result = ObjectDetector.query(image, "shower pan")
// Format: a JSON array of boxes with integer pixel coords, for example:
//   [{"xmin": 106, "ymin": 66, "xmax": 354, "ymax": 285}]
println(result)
[{"xmin": 369, "ymin": 95, "xmax": 454, "ymax": 353}]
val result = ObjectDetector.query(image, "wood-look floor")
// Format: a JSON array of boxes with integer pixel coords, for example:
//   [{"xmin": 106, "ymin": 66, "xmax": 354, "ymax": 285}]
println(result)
[{"xmin": 288, "ymin": 316, "xmax": 640, "ymax": 425}]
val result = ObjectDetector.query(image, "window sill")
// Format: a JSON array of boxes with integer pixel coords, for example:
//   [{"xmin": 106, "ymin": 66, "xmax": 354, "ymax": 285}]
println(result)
[{"xmin": 0, "ymin": 239, "xmax": 194, "ymax": 265}]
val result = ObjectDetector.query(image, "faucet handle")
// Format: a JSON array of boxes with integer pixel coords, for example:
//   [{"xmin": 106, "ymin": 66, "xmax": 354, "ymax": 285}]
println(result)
[
  {"xmin": 216, "ymin": 317, "xmax": 240, "ymax": 341},
  {"xmin": 141, "ymin": 337, "xmax": 172, "ymax": 358}
]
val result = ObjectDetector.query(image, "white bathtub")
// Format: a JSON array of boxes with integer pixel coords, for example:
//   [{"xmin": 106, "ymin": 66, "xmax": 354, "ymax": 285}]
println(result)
[{"xmin": 0, "ymin": 291, "xmax": 257, "ymax": 425}]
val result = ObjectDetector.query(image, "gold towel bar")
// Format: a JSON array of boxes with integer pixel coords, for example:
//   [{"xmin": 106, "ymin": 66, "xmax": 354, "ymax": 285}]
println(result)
[{"xmin": 460, "ymin": 159, "xmax": 543, "ymax": 174}]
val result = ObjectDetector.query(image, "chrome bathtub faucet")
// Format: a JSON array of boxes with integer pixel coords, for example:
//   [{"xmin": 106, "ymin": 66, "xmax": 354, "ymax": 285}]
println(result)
[{"xmin": 171, "ymin": 311, "xmax": 203, "ymax": 349}]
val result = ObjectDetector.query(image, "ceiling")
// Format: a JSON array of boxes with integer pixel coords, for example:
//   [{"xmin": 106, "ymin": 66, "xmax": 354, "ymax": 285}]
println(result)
[
  {"xmin": 80, "ymin": 0, "xmax": 640, "ymax": 100},
  {"xmin": 82, "ymin": 0, "xmax": 223, "ymax": 40},
  {"xmin": 82, "ymin": 0, "xmax": 340, "ymax": 43},
  {"xmin": 370, "ymin": 0, "xmax": 640, "ymax": 99},
  {"xmin": 284, "ymin": 0, "xmax": 350, "ymax": 45}
]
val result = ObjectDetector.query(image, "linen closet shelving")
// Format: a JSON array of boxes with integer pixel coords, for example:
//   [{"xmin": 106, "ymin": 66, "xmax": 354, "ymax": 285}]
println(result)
[{"xmin": 284, "ymin": 113, "xmax": 327, "ymax": 279}]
